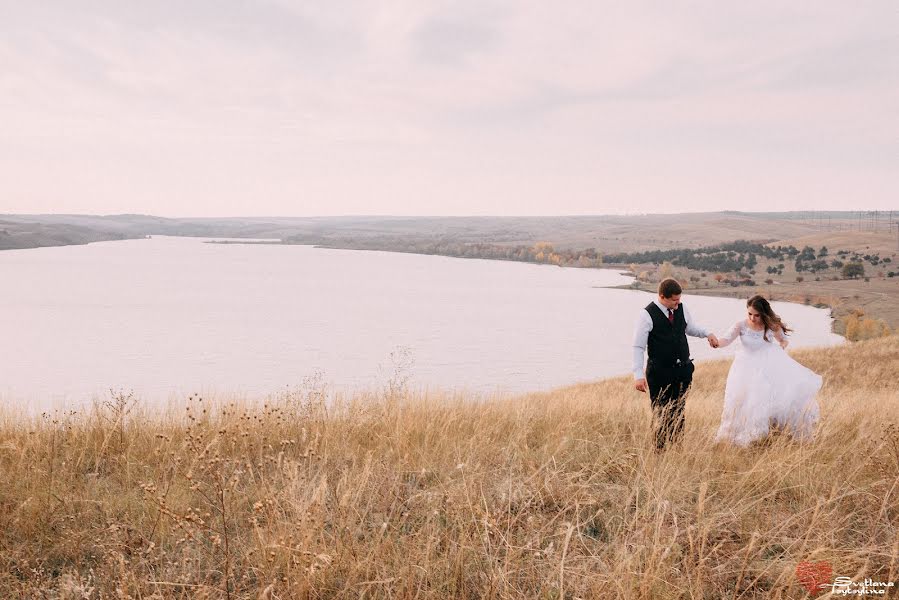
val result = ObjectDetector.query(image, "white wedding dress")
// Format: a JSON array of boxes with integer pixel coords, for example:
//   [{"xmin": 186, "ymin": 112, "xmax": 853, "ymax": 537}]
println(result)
[{"xmin": 714, "ymin": 320, "xmax": 822, "ymax": 446}]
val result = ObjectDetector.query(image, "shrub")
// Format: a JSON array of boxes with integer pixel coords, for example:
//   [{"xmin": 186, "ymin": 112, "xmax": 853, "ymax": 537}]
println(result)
[
  {"xmin": 844, "ymin": 309, "xmax": 892, "ymax": 341},
  {"xmin": 842, "ymin": 262, "xmax": 865, "ymax": 279}
]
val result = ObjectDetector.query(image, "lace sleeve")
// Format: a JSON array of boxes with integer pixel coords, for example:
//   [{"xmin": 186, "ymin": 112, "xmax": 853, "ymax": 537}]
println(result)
[
  {"xmin": 772, "ymin": 325, "xmax": 788, "ymax": 347},
  {"xmin": 717, "ymin": 321, "xmax": 742, "ymax": 348}
]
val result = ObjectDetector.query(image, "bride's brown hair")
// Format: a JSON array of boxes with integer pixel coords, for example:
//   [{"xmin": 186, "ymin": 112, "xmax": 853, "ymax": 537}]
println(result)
[{"xmin": 748, "ymin": 294, "xmax": 792, "ymax": 341}]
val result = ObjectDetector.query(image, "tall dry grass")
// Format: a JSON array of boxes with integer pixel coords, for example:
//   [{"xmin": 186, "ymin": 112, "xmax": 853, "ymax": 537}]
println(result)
[{"xmin": 1, "ymin": 337, "xmax": 897, "ymax": 599}]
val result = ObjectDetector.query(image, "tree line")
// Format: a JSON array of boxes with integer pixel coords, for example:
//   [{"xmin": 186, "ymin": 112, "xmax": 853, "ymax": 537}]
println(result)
[{"xmin": 284, "ymin": 235, "xmax": 886, "ymax": 277}]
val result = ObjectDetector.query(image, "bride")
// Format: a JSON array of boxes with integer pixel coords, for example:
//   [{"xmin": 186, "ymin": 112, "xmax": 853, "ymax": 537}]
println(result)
[{"xmin": 713, "ymin": 295, "xmax": 822, "ymax": 446}]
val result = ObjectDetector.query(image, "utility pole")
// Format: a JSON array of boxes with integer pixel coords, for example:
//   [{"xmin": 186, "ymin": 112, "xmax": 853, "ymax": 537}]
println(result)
[{"xmin": 894, "ymin": 210, "xmax": 899, "ymax": 251}]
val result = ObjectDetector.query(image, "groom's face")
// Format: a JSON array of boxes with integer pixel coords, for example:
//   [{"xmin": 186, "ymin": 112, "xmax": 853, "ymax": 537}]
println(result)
[{"xmin": 659, "ymin": 294, "xmax": 681, "ymax": 311}]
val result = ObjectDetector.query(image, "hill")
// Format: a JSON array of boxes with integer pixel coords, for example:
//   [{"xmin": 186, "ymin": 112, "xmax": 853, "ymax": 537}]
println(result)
[
  {"xmin": 2, "ymin": 211, "xmax": 894, "ymax": 254},
  {"xmin": 0, "ymin": 219, "xmax": 134, "ymax": 250},
  {"xmin": 1, "ymin": 336, "xmax": 896, "ymax": 598}
]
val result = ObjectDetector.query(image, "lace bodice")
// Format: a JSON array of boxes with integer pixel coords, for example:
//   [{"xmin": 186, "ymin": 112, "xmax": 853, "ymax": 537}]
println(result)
[{"xmin": 719, "ymin": 320, "xmax": 783, "ymax": 352}]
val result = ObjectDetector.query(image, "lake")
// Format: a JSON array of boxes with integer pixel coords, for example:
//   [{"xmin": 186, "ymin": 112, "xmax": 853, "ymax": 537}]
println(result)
[{"xmin": 0, "ymin": 236, "xmax": 843, "ymax": 409}]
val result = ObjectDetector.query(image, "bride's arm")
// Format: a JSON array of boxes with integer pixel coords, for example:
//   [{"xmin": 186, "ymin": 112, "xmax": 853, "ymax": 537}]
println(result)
[
  {"xmin": 773, "ymin": 325, "xmax": 789, "ymax": 349},
  {"xmin": 716, "ymin": 321, "xmax": 742, "ymax": 348}
]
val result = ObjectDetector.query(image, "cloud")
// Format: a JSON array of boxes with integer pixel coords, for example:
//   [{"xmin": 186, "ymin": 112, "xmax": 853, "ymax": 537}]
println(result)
[{"xmin": 0, "ymin": 1, "xmax": 896, "ymax": 216}]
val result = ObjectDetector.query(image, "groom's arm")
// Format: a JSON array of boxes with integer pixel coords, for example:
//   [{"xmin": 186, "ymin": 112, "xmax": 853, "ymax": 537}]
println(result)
[
  {"xmin": 632, "ymin": 311, "xmax": 652, "ymax": 392},
  {"xmin": 683, "ymin": 303, "xmax": 719, "ymax": 347}
]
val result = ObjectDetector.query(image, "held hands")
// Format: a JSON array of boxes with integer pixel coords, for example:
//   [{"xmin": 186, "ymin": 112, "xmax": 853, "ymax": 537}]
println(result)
[
  {"xmin": 635, "ymin": 378, "xmax": 648, "ymax": 393},
  {"xmin": 707, "ymin": 333, "xmax": 720, "ymax": 349}
]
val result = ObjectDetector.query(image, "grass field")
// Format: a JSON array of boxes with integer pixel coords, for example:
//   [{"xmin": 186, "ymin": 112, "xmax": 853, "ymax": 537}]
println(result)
[{"xmin": 1, "ymin": 337, "xmax": 897, "ymax": 598}]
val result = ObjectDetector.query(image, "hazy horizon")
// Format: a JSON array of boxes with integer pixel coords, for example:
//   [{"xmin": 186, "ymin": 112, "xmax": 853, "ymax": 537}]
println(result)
[
  {"xmin": 3, "ymin": 2, "xmax": 897, "ymax": 217},
  {"xmin": 3, "ymin": 209, "xmax": 896, "ymax": 221}
]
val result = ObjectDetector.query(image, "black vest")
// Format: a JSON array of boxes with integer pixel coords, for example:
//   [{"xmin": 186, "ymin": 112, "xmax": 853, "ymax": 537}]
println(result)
[{"xmin": 645, "ymin": 302, "xmax": 690, "ymax": 366}]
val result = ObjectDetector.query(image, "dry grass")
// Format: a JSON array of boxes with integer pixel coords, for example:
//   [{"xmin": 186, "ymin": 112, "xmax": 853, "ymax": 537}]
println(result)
[{"xmin": 1, "ymin": 337, "xmax": 897, "ymax": 598}]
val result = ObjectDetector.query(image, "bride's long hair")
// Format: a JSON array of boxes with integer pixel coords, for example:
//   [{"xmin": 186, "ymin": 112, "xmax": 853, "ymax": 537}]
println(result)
[{"xmin": 747, "ymin": 295, "xmax": 792, "ymax": 341}]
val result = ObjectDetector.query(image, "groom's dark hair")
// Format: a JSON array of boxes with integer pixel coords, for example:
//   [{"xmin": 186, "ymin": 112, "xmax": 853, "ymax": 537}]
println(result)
[{"xmin": 658, "ymin": 278, "xmax": 682, "ymax": 298}]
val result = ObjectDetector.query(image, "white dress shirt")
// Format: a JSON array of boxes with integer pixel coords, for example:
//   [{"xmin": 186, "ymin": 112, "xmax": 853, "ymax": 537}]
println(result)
[{"xmin": 632, "ymin": 299, "xmax": 710, "ymax": 380}]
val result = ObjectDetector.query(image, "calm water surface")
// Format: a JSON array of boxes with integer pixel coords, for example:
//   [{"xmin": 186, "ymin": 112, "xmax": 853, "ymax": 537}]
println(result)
[{"xmin": 0, "ymin": 237, "xmax": 843, "ymax": 409}]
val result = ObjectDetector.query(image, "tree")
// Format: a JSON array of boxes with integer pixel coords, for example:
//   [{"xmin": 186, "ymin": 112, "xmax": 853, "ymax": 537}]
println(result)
[
  {"xmin": 844, "ymin": 309, "xmax": 891, "ymax": 341},
  {"xmin": 842, "ymin": 262, "xmax": 865, "ymax": 279},
  {"xmin": 659, "ymin": 261, "xmax": 674, "ymax": 279}
]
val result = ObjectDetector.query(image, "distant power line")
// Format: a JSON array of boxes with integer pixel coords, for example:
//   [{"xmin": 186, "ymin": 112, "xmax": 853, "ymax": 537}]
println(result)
[{"xmin": 799, "ymin": 210, "xmax": 898, "ymax": 237}]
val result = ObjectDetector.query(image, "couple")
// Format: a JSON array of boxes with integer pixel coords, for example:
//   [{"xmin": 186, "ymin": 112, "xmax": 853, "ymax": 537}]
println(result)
[{"xmin": 632, "ymin": 278, "xmax": 822, "ymax": 450}]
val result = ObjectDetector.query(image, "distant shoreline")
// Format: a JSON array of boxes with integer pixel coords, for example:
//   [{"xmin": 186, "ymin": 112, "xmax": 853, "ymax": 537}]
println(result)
[
  {"xmin": 199, "ymin": 238, "xmax": 861, "ymax": 338},
  {"xmin": 3, "ymin": 214, "xmax": 895, "ymax": 338}
]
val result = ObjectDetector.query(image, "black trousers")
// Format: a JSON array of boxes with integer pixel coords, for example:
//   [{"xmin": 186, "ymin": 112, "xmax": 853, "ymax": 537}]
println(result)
[{"xmin": 646, "ymin": 360, "xmax": 694, "ymax": 450}]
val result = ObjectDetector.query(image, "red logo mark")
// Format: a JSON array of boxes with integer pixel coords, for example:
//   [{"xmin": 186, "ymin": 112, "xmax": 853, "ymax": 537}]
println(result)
[{"xmin": 796, "ymin": 561, "xmax": 833, "ymax": 595}]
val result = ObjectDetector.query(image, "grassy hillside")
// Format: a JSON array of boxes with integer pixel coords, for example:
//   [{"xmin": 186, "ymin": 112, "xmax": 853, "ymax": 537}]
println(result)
[{"xmin": 1, "ymin": 337, "xmax": 897, "ymax": 598}]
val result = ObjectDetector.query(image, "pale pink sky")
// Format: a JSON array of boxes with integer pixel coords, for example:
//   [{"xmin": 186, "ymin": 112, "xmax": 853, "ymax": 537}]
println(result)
[{"xmin": 1, "ymin": 1, "xmax": 896, "ymax": 217}]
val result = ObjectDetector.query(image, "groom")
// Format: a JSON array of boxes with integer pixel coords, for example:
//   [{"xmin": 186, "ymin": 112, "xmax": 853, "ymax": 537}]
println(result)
[{"xmin": 633, "ymin": 278, "xmax": 719, "ymax": 450}]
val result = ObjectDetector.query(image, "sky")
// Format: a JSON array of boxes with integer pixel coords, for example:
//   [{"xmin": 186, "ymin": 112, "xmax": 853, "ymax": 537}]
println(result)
[{"xmin": 1, "ymin": 1, "xmax": 897, "ymax": 217}]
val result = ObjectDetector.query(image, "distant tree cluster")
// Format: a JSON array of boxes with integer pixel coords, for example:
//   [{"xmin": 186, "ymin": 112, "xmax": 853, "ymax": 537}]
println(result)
[
  {"xmin": 835, "ymin": 249, "xmax": 887, "ymax": 267},
  {"xmin": 410, "ymin": 241, "xmax": 605, "ymax": 268},
  {"xmin": 287, "ymin": 237, "xmax": 606, "ymax": 268},
  {"xmin": 602, "ymin": 241, "xmax": 800, "ymax": 273},
  {"xmin": 284, "ymin": 234, "xmax": 895, "ymax": 283}
]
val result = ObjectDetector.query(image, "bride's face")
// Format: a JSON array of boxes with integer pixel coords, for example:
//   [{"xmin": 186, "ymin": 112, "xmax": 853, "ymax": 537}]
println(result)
[{"xmin": 747, "ymin": 307, "xmax": 763, "ymax": 326}]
